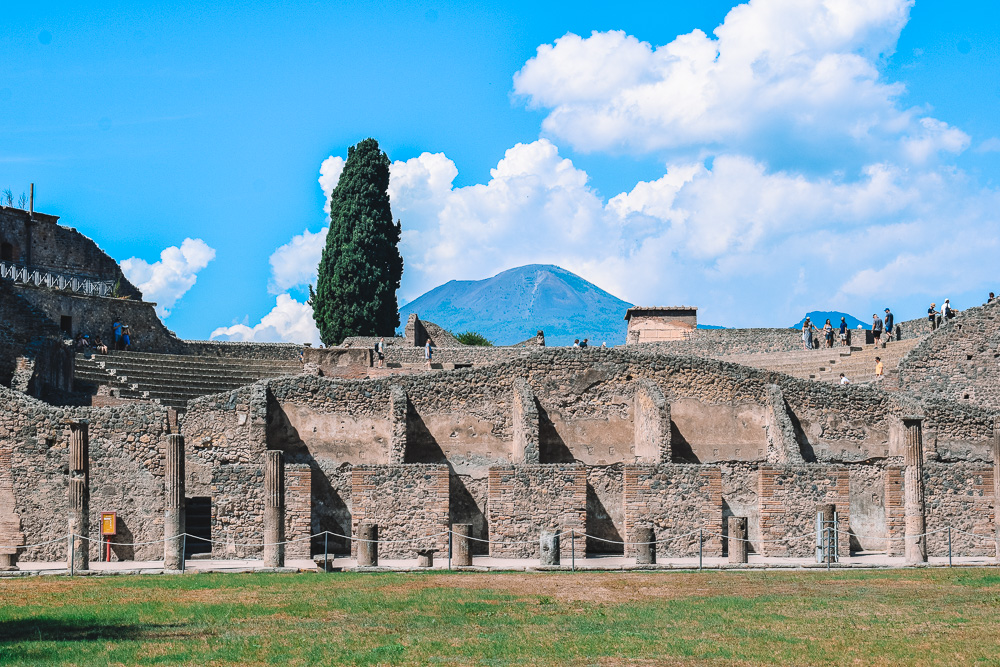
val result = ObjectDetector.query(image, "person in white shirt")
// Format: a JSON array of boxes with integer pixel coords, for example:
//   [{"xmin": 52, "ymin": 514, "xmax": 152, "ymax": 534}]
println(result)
[{"xmin": 839, "ymin": 373, "xmax": 851, "ymax": 385}]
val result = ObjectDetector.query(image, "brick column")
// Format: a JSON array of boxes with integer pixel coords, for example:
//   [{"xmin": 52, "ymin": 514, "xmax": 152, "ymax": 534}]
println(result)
[
  {"xmin": 903, "ymin": 417, "xmax": 927, "ymax": 564},
  {"xmin": 163, "ymin": 434, "xmax": 185, "ymax": 570},
  {"xmin": 67, "ymin": 420, "xmax": 89, "ymax": 571},
  {"xmin": 263, "ymin": 450, "xmax": 285, "ymax": 568}
]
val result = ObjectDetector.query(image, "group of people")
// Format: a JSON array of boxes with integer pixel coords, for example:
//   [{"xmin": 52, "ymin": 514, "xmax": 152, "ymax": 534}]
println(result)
[
  {"xmin": 71, "ymin": 320, "xmax": 135, "ymax": 355},
  {"xmin": 572, "ymin": 339, "xmax": 607, "ymax": 348},
  {"xmin": 801, "ymin": 308, "xmax": 896, "ymax": 351},
  {"xmin": 110, "ymin": 320, "xmax": 134, "ymax": 351},
  {"xmin": 927, "ymin": 299, "xmax": 957, "ymax": 331},
  {"xmin": 73, "ymin": 332, "xmax": 108, "ymax": 355}
]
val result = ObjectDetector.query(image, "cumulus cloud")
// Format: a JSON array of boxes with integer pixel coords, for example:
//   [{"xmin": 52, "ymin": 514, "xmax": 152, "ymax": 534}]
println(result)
[
  {"xmin": 210, "ymin": 293, "xmax": 321, "ymax": 345},
  {"xmin": 268, "ymin": 227, "xmax": 327, "ymax": 294},
  {"xmin": 318, "ymin": 155, "xmax": 345, "ymax": 213},
  {"xmin": 512, "ymin": 0, "xmax": 968, "ymax": 166},
  {"xmin": 121, "ymin": 238, "xmax": 216, "ymax": 317}
]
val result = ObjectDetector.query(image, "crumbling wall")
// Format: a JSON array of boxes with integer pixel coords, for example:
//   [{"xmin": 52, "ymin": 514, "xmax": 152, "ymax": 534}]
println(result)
[{"xmin": 351, "ymin": 464, "xmax": 449, "ymax": 558}]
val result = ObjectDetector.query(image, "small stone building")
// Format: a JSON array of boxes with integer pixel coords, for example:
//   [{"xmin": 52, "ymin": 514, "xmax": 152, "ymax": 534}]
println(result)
[{"xmin": 625, "ymin": 306, "xmax": 698, "ymax": 344}]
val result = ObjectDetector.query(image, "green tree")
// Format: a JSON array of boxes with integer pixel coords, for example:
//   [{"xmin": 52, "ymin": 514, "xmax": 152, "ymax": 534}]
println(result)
[
  {"xmin": 453, "ymin": 331, "xmax": 493, "ymax": 346},
  {"xmin": 311, "ymin": 138, "xmax": 404, "ymax": 345}
]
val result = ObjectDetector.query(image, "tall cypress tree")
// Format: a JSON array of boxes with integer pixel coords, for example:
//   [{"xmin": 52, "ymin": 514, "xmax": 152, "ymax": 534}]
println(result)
[{"xmin": 311, "ymin": 138, "xmax": 403, "ymax": 345}]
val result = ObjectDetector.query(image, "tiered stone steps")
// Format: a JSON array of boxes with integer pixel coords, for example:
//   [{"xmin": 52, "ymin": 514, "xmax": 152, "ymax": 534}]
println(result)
[
  {"xmin": 74, "ymin": 351, "xmax": 302, "ymax": 409},
  {"xmin": 720, "ymin": 337, "xmax": 922, "ymax": 385}
]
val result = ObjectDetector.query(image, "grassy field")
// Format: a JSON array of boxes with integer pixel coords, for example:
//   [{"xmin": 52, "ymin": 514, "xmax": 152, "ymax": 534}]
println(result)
[{"xmin": 1, "ymin": 569, "xmax": 1000, "ymax": 665}]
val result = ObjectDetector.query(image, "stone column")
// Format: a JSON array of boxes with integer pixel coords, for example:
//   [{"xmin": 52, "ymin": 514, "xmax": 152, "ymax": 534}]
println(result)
[
  {"xmin": 635, "ymin": 525, "xmax": 656, "ymax": 565},
  {"xmin": 817, "ymin": 503, "xmax": 836, "ymax": 563},
  {"xmin": 67, "ymin": 420, "xmax": 89, "ymax": 571},
  {"xmin": 357, "ymin": 523, "xmax": 378, "ymax": 566},
  {"xmin": 163, "ymin": 434, "xmax": 185, "ymax": 570},
  {"xmin": 539, "ymin": 530, "xmax": 560, "ymax": 566},
  {"xmin": 729, "ymin": 517, "xmax": 748, "ymax": 564},
  {"xmin": 903, "ymin": 416, "xmax": 927, "ymax": 564},
  {"xmin": 452, "ymin": 523, "xmax": 473, "ymax": 567},
  {"xmin": 263, "ymin": 450, "xmax": 285, "ymax": 568},
  {"xmin": 993, "ymin": 418, "xmax": 1000, "ymax": 562}
]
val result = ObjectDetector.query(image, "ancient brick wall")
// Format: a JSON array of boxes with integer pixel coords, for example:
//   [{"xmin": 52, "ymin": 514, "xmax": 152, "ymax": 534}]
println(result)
[
  {"xmin": 757, "ymin": 465, "xmax": 850, "ymax": 557},
  {"xmin": 350, "ymin": 464, "xmax": 449, "ymax": 558},
  {"xmin": 924, "ymin": 463, "xmax": 995, "ymax": 557},
  {"xmin": 487, "ymin": 464, "xmax": 587, "ymax": 558},
  {"xmin": 285, "ymin": 464, "xmax": 312, "ymax": 559},
  {"xmin": 623, "ymin": 464, "xmax": 723, "ymax": 557}
]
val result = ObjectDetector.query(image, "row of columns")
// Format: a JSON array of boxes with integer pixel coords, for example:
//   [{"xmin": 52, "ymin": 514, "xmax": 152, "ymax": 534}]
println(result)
[
  {"xmin": 47, "ymin": 415, "xmax": 1000, "ymax": 571},
  {"xmin": 62, "ymin": 422, "xmax": 288, "ymax": 572}
]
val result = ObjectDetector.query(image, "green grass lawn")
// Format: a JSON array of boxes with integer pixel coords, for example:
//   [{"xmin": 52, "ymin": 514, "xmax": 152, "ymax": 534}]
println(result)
[{"xmin": 1, "ymin": 569, "xmax": 1000, "ymax": 665}]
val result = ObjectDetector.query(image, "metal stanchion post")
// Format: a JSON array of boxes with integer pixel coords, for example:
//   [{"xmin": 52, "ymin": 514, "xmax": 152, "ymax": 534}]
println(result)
[
  {"xmin": 948, "ymin": 527, "xmax": 952, "ymax": 567},
  {"xmin": 571, "ymin": 530, "xmax": 575, "ymax": 572},
  {"xmin": 699, "ymin": 528, "xmax": 703, "ymax": 571},
  {"xmin": 181, "ymin": 535, "xmax": 187, "ymax": 573},
  {"xmin": 448, "ymin": 530, "xmax": 453, "ymax": 570},
  {"xmin": 324, "ymin": 532, "xmax": 329, "ymax": 570},
  {"xmin": 69, "ymin": 532, "xmax": 74, "ymax": 577}
]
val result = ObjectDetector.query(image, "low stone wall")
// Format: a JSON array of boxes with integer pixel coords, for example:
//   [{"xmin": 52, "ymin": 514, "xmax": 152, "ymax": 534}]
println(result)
[
  {"xmin": 285, "ymin": 464, "xmax": 312, "ymax": 559},
  {"xmin": 623, "ymin": 465, "xmax": 722, "ymax": 557},
  {"xmin": 640, "ymin": 328, "xmax": 803, "ymax": 357},
  {"xmin": 184, "ymin": 340, "xmax": 303, "ymax": 361},
  {"xmin": 923, "ymin": 462, "xmax": 995, "ymax": 557}
]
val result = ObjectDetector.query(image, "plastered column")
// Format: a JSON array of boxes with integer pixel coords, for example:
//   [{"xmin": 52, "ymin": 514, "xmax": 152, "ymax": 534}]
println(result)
[
  {"xmin": 164, "ymin": 434, "xmax": 186, "ymax": 570},
  {"xmin": 903, "ymin": 417, "xmax": 927, "ymax": 564},
  {"xmin": 67, "ymin": 420, "xmax": 89, "ymax": 571},
  {"xmin": 263, "ymin": 450, "xmax": 285, "ymax": 568}
]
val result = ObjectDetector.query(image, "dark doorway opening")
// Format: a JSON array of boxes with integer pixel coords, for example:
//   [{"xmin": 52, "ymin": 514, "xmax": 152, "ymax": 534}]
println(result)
[
  {"xmin": 60, "ymin": 316, "xmax": 72, "ymax": 336},
  {"xmin": 185, "ymin": 496, "xmax": 212, "ymax": 558},
  {"xmin": 0, "ymin": 242, "xmax": 12, "ymax": 262}
]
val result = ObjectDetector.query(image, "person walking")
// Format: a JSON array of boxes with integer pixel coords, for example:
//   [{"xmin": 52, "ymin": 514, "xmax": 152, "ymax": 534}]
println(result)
[
  {"xmin": 802, "ymin": 317, "xmax": 817, "ymax": 350},
  {"xmin": 874, "ymin": 356, "xmax": 884, "ymax": 381},
  {"xmin": 928, "ymin": 303, "xmax": 937, "ymax": 331},
  {"xmin": 839, "ymin": 317, "xmax": 848, "ymax": 346},
  {"xmin": 872, "ymin": 313, "xmax": 883, "ymax": 345},
  {"xmin": 942, "ymin": 299, "xmax": 955, "ymax": 324},
  {"xmin": 424, "ymin": 339, "xmax": 433, "ymax": 367},
  {"xmin": 883, "ymin": 308, "xmax": 894, "ymax": 342},
  {"xmin": 823, "ymin": 319, "xmax": 834, "ymax": 348},
  {"xmin": 375, "ymin": 337, "xmax": 385, "ymax": 368}
]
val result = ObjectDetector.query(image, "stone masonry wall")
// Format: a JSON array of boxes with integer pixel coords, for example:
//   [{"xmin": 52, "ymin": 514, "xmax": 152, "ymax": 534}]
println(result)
[
  {"xmin": 285, "ymin": 464, "xmax": 312, "ymax": 559},
  {"xmin": 350, "ymin": 464, "xmax": 449, "ymax": 558},
  {"xmin": 487, "ymin": 464, "xmax": 587, "ymax": 558},
  {"xmin": 622, "ymin": 465, "xmax": 723, "ymax": 558},
  {"xmin": 924, "ymin": 462, "xmax": 995, "ymax": 557},
  {"xmin": 757, "ymin": 465, "xmax": 850, "ymax": 558}
]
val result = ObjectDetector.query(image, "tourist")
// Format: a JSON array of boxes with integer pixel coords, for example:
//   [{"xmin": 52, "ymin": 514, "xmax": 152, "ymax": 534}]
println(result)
[
  {"xmin": 122, "ymin": 326, "xmax": 132, "ymax": 351},
  {"xmin": 94, "ymin": 336, "xmax": 108, "ymax": 355},
  {"xmin": 580, "ymin": 338, "xmax": 589, "ymax": 348},
  {"xmin": 884, "ymin": 308, "xmax": 894, "ymax": 342},
  {"xmin": 424, "ymin": 339, "xmax": 432, "ymax": 365},
  {"xmin": 989, "ymin": 292, "xmax": 996, "ymax": 304},
  {"xmin": 74, "ymin": 332, "xmax": 87, "ymax": 350},
  {"xmin": 943, "ymin": 299, "xmax": 956, "ymax": 323},
  {"xmin": 928, "ymin": 303, "xmax": 937, "ymax": 331},
  {"xmin": 112, "ymin": 319, "xmax": 123, "ymax": 350},
  {"xmin": 839, "ymin": 373, "xmax": 851, "ymax": 385},
  {"xmin": 839, "ymin": 317, "xmax": 848, "ymax": 346},
  {"xmin": 823, "ymin": 319, "xmax": 833, "ymax": 348},
  {"xmin": 601, "ymin": 341, "xmax": 607, "ymax": 348},
  {"xmin": 871, "ymin": 314, "xmax": 883, "ymax": 345},
  {"xmin": 875, "ymin": 356, "xmax": 883, "ymax": 380},
  {"xmin": 801, "ymin": 317, "xmax": 817, "ymax": 350},
  {"xmin": 375, "ymin": 337, "xmax": 385, "ymax": 368},
  {"xmin": 573, "ymin": 339, "xmax": 580, "ymax": 347}
]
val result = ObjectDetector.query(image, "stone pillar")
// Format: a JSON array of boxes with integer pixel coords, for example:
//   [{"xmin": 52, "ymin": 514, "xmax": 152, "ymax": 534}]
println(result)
[
  {"xmin": 164, "ymin": 434, "xmax": 185, "ymax": 570},
  {"xmin": 817, "ymin": 503, "xmax": 836, "ymax": 563},
  {"xmin": 539, "ymin": 530, "xmax": 560, "ymax": 566},
  {"xmin": 67, "ymin": 420, "xmax": 89, "ymax": 571},
  {"xmin": 263, "ymin": 450, "xmax": 285, "ymax": 568},
  {"xmin": 357, "ymin": 523, "xmax": 378, "ymax": 567},
  {"xmin": 903, "ymin": 417, "xmax": 927, "ymax": 564},
  {"xmin": 634, "ymin": 525, "xmax": 656, "ymax": 565},
  {"xmin": 417, "ymin": 550, "xmax": 434, "ymax": 567},
  {"xmin": 452, "ymin": 523, "xmax": 473, "ymax": 567},
  {"xmin": 993, "ymin": 418, "xmax": 1000, "ymax": 562},
  {"xmin": 728, "ymin": 517, "xmax": 748, "ymax": 564}
]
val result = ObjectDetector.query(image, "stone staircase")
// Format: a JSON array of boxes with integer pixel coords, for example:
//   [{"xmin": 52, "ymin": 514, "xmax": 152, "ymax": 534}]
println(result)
[
  {"xmin": 74, "ymin": 351, "xmax": 302, "ymax": 409},
  {"xmin": 720, "ymin": 337, "xmax": 923, "ymax": 385}
]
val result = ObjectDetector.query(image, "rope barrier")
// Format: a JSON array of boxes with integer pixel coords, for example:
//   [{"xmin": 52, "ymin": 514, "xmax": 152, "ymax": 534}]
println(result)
[{"xmin": 1, "ymin": 525, "xmax": 995, "ymax": 552}]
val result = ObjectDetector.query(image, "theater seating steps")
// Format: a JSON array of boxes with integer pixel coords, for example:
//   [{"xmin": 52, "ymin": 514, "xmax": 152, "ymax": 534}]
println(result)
[
  {"xmin": 720, "ymin": 337, "xmax": 923, "ymax": 385},
  {"xmin": 74, "ymin": 351, "xmax": 302, "ymax": 409}
]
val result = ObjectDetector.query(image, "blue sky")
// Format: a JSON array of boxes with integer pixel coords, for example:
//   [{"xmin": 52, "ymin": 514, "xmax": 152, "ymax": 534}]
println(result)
[{"xmin": 2, "ymin": 0, "xmax": 998, "ymax": 342}]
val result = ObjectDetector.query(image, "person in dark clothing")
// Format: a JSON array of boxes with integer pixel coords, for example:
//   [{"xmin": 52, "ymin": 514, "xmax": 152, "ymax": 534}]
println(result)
[
  {"xmin": 112, "ymin": 319, "xmax": 123, "ymax": 350},
  {"xmin": 928, "ymin": 303, "xmax": 937, "ymax": 331},
  {"xmin": 580, "ymin": 338, "xmax": 589, "ymax": 348},
  {"xmin": 872, "ymin": 314, "xmax": 883, "ymax": 344},
  {"xmin": 839, "ymin": 317, "xmax": 848, "ymax": 346},
  {"xmin": 883, "ymin": 308, "xmax": 894, "ymax": 342}
]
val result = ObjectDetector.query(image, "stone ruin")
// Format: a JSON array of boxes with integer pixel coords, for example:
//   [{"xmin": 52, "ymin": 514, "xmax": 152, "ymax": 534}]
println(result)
[{"xmin": 1, "ymin": 204, "xmax": 999, "ymax": 569}]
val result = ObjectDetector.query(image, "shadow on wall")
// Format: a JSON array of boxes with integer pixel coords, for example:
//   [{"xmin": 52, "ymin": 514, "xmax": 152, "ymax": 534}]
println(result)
[
  {"xmin": 585, "ymin": 483, "xmax": 623, "ymax": 554},
  {"xmin": 670, "ymin": 421, "xmax": 699, "ymax": 463},
  {"xmin": 788, "ymin": 410, "xmax": 816, "ymax": 462},
  {"xmin": 108, "ymin": 517, "xmax": 135, "ymax": 562},
  {"xmin": 538, "ymin": 405, "xmax": 574, "ymax": 463}
]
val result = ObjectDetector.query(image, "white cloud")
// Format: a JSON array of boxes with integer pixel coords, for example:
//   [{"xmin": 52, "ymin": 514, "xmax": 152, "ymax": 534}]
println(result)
[
  {"xmin": 512, "ymin": 0, "xmax": 969, "ymax": 166},
  {"xmin": 121, "ymin": 238, "xmax": 216, "ymax": 317},
  {"xmin": 268, "ymin": 227, "xmax": 327, "ymax": 294},
  {"xmin": 318, "ymin": 155, "xmax": 345, "ymax": 214},
  {"xmin": 210, "ymin": 293, "xmax": 321, "ymax": 345},
  {"xmin": 975, "ymin": 137, "xmax": 1000, "ymax": 154}
]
